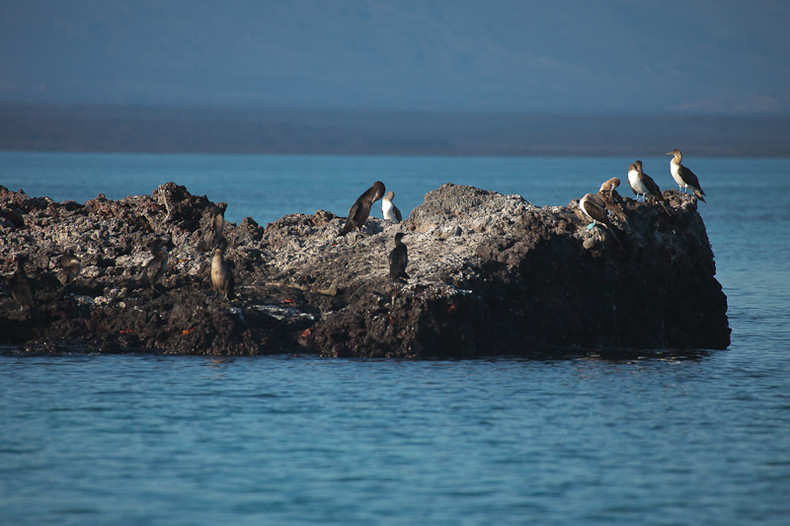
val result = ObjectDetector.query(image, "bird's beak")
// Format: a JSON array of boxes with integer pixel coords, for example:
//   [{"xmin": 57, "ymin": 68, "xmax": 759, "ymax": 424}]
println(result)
[{"xmin": 666, "ymin": 152, "xmax": 672, "ymax": 155}]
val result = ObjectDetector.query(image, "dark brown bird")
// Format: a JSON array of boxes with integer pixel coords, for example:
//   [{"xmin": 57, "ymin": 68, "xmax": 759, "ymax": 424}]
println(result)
[
  {"xmin": 388, "ymin": 232, "xmax": 409, "ymax": 281},
  {"xmin": 10, "ymin": 254, "xmax": 37, "ymax": 313},
  {"xmin": 597, "ymin": 177, "xmax": 628, "ymax": 224},
  {"xmin": 339, "ymin": 181, "xmax": 386, "ymax": 235},
  {"xmin": 144, "ymin": 240, "xmax": 169, "ymax": 290},
  {"xmin": 211, "ymin": 239, "xmax": 234, "ymax": 299}
]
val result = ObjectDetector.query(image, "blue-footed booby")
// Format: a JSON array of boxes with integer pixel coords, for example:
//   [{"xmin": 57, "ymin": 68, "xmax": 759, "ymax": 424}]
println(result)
[
  {"xmin": 628, "ymin": 161, "xmax": 663, "ymax": 201},
  {"xmin": 667, "ymin": 149, "xmax": 706, "ymax": 202},
  {"xmin": 579, "ymin": 193, "xmax": 620, "ymax": 243},
  {"xmin": 340, "ymin": 181, "xmax": 386, "ymax": 236}
]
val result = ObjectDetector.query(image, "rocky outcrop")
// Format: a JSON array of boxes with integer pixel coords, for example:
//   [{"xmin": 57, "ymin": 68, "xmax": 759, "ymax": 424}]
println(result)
[{"xmin": 0, "ymin": 182, "xmax": 730, "ymax": 357}]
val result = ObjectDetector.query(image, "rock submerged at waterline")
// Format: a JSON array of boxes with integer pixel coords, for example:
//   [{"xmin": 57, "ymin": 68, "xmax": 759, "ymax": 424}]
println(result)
[{"xmin": 0, "ymin": 182, "xmax": 730, "ymax": 357}]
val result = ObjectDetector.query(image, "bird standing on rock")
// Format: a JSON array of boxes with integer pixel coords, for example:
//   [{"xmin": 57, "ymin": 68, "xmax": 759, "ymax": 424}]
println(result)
[
  {"xmin": 597, "ymin": 177, "xmax": 628, "ymax": 224},
  {"xmin": 388, "ymin": 233, "xmax": 409, "ymax": 281},
  {"xmin": 381, "ymin": 191, "xmax": 402, "ymax": 222},
  {"xmin": 667, "ymin": 149, "xmax": 706, "ymax": 202},
  {"xmin": 211, "ymin": 239, "xmax": 234, "ymax": 299},
  {"xmin": 339, "ymin": 181, "xmax": 386, "ymax": 235},
  {"xmin": 144, "ymin": 240, "xmax": 169, "ymax": 290},
  {"xmin": 628, "ymin": 161, "xmax": 663, "ymax": 202},
  {"xmin": 579, "ymin": 193, "xmax": 620, "ymax": 243}
]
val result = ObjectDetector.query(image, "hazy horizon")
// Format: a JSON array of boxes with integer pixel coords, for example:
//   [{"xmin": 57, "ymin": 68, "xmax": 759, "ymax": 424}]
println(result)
[
  {"xmin": 2, "ymin": 102, "xmax": 789, "ymax": 157},
  {"xmin": 2, "ymin": 1, "xmax": 789, "ymax": 115},
  {"xmin": 3, "ymin": 1, "xmax": 789, "ymax": 156}
]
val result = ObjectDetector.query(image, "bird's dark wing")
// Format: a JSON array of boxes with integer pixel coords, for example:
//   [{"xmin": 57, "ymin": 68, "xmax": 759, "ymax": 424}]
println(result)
[
  {"xmin": 583, "ymin": 197, "xmax": 610, "ymax": 225},
  {"xmin": 348, "ymin": 201, "xmax": 362, "ymax": 223},
  {"xmin": 598, "ymin": 191, "xmax": 628, "ymax": 224},
  {"xmin": 679, "ymin": 165, "xmax": 705, "ymax": 195},
  {"xmin": 340, "ymin": 202, "xmax": 361, "ymax": 234},
  {"xmin": 642, "ymin": 174, "xmax": 662, "ymax": 197},
  {"xmin": 394, "ymin": 205, "xmax": 402, "ymax": 222}
]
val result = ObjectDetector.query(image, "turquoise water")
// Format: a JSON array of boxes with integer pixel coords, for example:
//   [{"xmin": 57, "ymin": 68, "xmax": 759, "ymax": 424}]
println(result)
[{"xmin": 2, "ymin": 152, "xmax": 790, "ymax": 524}]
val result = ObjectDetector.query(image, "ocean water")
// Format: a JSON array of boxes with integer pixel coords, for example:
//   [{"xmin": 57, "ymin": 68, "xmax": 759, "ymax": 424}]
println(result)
[{"xmin": 1, "ymin": 152, "xmax": 790, "ymax": 524}]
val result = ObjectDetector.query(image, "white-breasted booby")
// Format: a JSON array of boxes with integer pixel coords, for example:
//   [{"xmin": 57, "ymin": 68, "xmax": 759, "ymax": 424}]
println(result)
[
  {"xmin": 667, "ymin": 149, "xmax": 706, "ymax": 202},
  {"xmin": 381, "ymin": 191, "xmax": 402, "ymax": 222},
  {"xmin": 340, "ymin": 181, "xmax": 386, "ymax": 236},
  {"xmin": 579, "ymin": 193, "xmax": 620, "ymax": 242},
  {"xmin": 628, "ymin": 161, "xmax": 663, "ymax": 201},
  {"xmin": 388, "ymin": 232, "xmax": 409, "ymax": 281},
  {"xmin": 211, "ymin": 239, "xmax": 234, "ymax": 299}
]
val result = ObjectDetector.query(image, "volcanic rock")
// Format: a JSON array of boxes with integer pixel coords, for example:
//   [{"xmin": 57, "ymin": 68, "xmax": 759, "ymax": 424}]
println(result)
[{"xmin": 0, "ymin": 182, "xmax": 730, "ymax": 357}]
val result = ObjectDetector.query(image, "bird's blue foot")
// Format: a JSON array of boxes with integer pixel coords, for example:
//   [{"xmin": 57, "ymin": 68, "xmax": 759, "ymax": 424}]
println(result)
[{"xmin": 586, "ymin": 222, "xmax": 595, "ymax": 230}]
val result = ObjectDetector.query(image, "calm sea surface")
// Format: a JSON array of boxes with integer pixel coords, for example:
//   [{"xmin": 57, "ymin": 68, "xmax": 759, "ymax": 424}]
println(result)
[{"xmin": 1, "ymin": 152, "xmax": 789, "ymax": 524}]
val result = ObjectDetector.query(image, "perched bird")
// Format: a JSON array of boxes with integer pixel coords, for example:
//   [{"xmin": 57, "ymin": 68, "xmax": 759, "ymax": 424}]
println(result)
[
  {"xmin": 628, "ymin": 161, "xmax": 663, "ymax": 201},
  {"xmin": 144, "ymin": 240, "xmax": 169, "ymax": 290},
  {"xmin": 388, "ymin": 233, "xmax": 409, "ymax": 281},
  {"xmin": 381, "ymin": 191, "xmax": 402, "ymax": 222},
  {"xmin": 579, "ymin": 193, "xmax": 620, "ymax": 243},
  {"xmin": 339, "ymin": 181, "xmax": 386, "ymax": 235},
  {"xmin": 57, "ymin": 253, "xmax": 82, "ymax": 287},
  {"xmin": 211, "ymin": 239, "xmax": 234, "ymax": 299},
  {"xmin": 667, "ymin": 149, "xmax": 706, "ymax": 202},
  {"xmin": 10, "ymin": 254, "xmax": 37, "ymax": 313},
  {"xmin": 597, "ymin": 177, "xmax": 628, "ymax": 224},
  {"xmin": 598, "ymin": 177, "xmax": 622, "ymax": 195}
]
